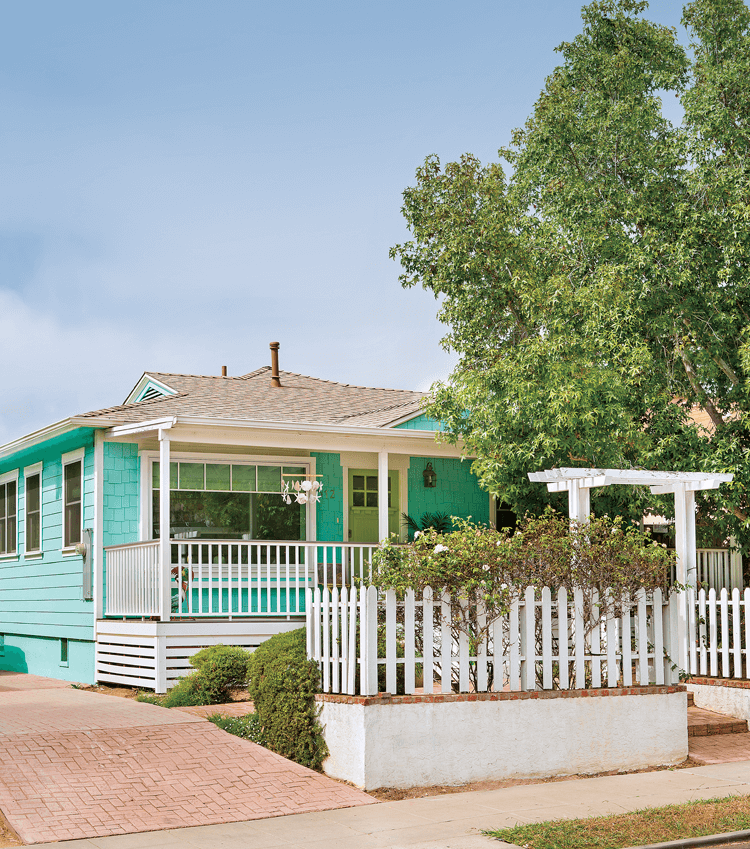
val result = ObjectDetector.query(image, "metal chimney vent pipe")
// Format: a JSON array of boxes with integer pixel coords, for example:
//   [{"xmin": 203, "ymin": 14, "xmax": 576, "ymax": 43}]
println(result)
[{"xmin": 270, "ymin": 342, "xmax": 281, "ymax": 387}]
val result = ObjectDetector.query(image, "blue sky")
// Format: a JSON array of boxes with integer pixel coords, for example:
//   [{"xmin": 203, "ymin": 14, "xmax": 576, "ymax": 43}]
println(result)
[{"xmin": 0, "ymin": 0, "xmax": 684, "ymax": 444}]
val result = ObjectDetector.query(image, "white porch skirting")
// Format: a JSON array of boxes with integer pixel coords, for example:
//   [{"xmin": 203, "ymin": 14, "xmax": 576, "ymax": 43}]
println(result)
[
  {"xmin": 316, "ymin": 686, "xmax": 688, "ymax": 790},
  {"xmin": 95, "ymin": 618, "xmax": 303, "ymax": 692}
]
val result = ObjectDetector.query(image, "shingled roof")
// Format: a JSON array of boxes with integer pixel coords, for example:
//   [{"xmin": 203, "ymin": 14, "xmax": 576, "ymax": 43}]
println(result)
[{"xmin": 76, "ymin": 367, "xmax": 427, "ymax": 429}]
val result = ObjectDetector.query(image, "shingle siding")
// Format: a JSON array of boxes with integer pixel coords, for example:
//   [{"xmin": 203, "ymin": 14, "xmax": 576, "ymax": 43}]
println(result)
[
  {"xmin": 312, "ymin": 452, "xmax": 344, "ymax": 541},
  {"xmin": 407, "ymin": 457, "xmax": 489, "ymax": 528}
]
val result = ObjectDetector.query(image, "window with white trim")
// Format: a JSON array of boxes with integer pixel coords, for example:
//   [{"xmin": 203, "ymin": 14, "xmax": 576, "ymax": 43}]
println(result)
[
  {"xmin": 24, "ymin": 464, "xmax": 42, "ymax": 554},
  {"xmin": 62, "ymin": 452, "xmax": 83, "ymax": 549},
  {"xmin": 151, "ymin": 460, "xmax": 307, "ymax": 541},
  {"xmin": 0, "ymin": 471, "xmax": 18, "ymax": 556}
]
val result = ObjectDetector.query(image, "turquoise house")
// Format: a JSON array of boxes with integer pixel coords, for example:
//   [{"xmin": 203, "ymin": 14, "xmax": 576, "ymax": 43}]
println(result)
[{"xmin": 0, "ymin": 348, "xmax": 491, "ymax": 690}]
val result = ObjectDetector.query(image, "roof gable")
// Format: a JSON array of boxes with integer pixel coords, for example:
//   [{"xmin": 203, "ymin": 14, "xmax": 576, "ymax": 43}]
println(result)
[{"xmin": 125, "ymin": 375, "xmax": 179, "ymax": 405}]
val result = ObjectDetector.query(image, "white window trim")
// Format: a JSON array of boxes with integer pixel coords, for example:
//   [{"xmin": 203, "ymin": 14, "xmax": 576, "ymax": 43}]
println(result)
[
  {"xmin": 141, "ymin": 450, "xmax": 315, "ymax": 542},
  {"xmin": 62, "ymin": 449, "xmax": 85, "ymax": 554},
  {"xmin": 23, "ymin": 462, "xmax": 43, "ymax": 556},
  {"xmin": 0, "ymin": 469, "xmax": 19, "ymax": 559}
]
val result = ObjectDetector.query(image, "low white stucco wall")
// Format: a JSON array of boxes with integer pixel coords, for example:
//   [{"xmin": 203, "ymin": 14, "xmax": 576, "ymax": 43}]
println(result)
[
  {"xmin": 688, "ymin": 679, "xmax": 750, "ymax": 721},
  {"xmin": 318, "ymin": 687, "xmax": 687, "ymax": 791}
]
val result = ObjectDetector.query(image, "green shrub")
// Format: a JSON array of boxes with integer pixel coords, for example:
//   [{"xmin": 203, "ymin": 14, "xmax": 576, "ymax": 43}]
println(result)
[
  {"xmin": 189, "ymin": 644, "xmax": 252, "ymax": 694},
  {"xmin": 247, "ymin": 628, "xmax": 328, "ymax": 771},
  {"xmin": 208, "ymin": 712, "xmax": 264, "ymax": 744},
  {"xmin": 136, "ymin": 644, "xmax": 252, "ymax": 707}
]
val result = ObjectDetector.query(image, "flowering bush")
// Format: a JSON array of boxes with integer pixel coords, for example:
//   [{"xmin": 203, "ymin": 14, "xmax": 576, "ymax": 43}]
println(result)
[{"xmin": 369, "ymin": 510, "xmax": 676, "ymax": 691}]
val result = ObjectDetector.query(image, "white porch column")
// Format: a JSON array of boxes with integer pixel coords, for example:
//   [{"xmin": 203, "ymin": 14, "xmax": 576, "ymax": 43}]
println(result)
[
  {"xmin": 159, "ymin": 429, "xmax": 172, "ymax": 622},
  {"xmin": 93, "ymin": 430, "xmax": 104, "ymax": 620},
  {"xmin": 568, "ymin": 480, "xmax": 591, "ymax": 524},
  {"xmin": 378, "ymin": 450, "xmax": 389, "ymax": 543}
]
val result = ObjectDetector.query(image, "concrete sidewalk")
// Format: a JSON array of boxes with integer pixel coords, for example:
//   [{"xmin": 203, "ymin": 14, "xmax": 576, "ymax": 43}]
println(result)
[{"xmin": 33, "ymin": 760, "xmax": 750, "ymax": 849}]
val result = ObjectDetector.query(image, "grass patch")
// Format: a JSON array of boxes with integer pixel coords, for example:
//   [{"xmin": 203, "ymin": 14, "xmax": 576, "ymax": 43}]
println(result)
[
  {"xmin": 486, "ymin": 794, "xmax": 750, "ymax": 848},
  {"xmin": 207, "ymin": 712, "xmax": 263, "ymax": 744}
]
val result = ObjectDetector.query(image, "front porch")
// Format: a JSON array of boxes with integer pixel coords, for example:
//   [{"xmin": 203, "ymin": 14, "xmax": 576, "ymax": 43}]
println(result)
[{"xmin": 98, "ymin": 538, "xmax": 379, "ymax": 691}]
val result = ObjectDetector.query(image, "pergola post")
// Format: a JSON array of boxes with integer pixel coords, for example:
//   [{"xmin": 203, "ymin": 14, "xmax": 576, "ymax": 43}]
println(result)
[
  {"xmin": 673, "ymin": 483, "xmax": 697, "ymax": 673},
  {"xmin": 568, "ymin": 480, "xmax": 591, "ymax": 523}
]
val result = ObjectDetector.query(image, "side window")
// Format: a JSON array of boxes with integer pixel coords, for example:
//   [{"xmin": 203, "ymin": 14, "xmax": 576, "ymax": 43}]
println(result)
[
  {"xmin": 24, "ymin": 464, "xmax": 42, "ymax": 554},
  {"xmin": 62, "ymin": 455, "xmax": 83, "ymax": 549},
  {"xmin": 0, "ymin": 472, "xmax": 18, "ymax": 556}
]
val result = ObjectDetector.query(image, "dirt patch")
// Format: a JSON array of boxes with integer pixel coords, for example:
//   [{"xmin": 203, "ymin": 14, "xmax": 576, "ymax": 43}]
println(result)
[
  {"xmin": 0, "ymin": 808, "xmax": 21, "ymax": 847},
  {"xmin": 367, "ymin": 758, "xmax": 703, "ymax": 801},
  {"xmin": 75, "ymin": 683, "xmax": 252, "ymax": 701}
]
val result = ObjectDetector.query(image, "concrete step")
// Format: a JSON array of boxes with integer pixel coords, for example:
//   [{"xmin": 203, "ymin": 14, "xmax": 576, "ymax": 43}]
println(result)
[{"xmin": 688, "ymin": 705, "xmax": 749, "ymax": 737}]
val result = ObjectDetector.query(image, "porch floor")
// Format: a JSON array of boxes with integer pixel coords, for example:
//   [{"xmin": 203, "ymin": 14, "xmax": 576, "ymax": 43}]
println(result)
[{"xmin": 0, "ymin": 672, "xmax": 374, "ymax": 844}]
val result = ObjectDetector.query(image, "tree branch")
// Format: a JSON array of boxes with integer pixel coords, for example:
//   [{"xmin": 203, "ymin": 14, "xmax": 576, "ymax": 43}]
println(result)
[{"xmin": 677, "ymin": 343, "xmax": 727, "ymax": 431}]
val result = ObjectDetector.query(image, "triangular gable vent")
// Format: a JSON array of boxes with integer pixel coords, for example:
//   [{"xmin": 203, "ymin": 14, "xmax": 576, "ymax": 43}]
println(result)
[{"xmin": 126, "ymin": 376, "xmax": 178, "ymax": 405}]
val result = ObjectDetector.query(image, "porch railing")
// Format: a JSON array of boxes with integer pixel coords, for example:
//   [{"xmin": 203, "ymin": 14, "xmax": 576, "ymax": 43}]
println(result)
[
  {"xmin": 104, "ymin": 540, "xmax": 379, "ymax": 619},
  {"xmin": 105, "ymin": 540, "xmax": 160, "ymax": 617}
]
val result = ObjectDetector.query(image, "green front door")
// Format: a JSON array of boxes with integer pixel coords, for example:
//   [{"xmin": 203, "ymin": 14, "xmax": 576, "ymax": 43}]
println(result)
[{"xmin": 348, "ymin": 469, "xmax": 400, "ymax": 543}]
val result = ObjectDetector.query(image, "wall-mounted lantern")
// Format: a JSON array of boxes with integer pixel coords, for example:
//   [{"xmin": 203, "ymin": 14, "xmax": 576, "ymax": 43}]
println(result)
[{"xmin": 423, "ymin": 462, "xmax": 437, "ymax": 488}]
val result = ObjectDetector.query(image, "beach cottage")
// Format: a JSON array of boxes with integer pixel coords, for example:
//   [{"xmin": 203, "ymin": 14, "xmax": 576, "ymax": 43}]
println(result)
[{"xmin": 0, "ymin": 345, "xmax": 489, "ymax": 690}]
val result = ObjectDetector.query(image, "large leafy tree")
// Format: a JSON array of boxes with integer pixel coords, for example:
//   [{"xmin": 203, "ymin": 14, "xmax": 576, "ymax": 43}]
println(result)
[{"xmin": 392, "ymin": 0, "xmax": 750, "ymax": 546}]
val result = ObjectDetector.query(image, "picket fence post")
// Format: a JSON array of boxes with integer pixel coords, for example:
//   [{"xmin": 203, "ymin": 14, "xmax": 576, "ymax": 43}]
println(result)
[
  {"xmin": 422, "ymin": 587, "xmax": 433, "ymax": 695},
  {"xmin": 385, "ymin": 589, "xmax": 397, "ymax": 694},
  {"xmin": 404, "ymin": 589, "xmax": 416, "ymax": 694}
]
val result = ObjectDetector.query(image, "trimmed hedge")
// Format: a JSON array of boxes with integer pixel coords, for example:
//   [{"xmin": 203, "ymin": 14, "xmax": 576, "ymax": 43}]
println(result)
[
  {"xmin": 247, "ymin": 628, "xmax": 328, "ymax": 771},
  {"xmin": 137, "ymin": 644, "xmax": 252, "ymax": 708}
]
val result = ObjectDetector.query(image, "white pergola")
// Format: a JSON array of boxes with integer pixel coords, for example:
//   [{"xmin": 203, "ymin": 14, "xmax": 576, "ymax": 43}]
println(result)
[
  {"xmin": 528, "ymin": 468, "xmax": 733, "ymax": 585},
  {"xmin": 528, "ymin": 468, "xmax": 734, "ymax": 670}
]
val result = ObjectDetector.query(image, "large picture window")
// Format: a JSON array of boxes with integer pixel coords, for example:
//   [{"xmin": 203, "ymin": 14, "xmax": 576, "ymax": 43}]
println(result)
[
  {"xmin": 24, "ymin": 464, "xmax": 42, "ymax": 554},
  {"xmin": 152, "ymin": 461, "xmax": 307, "ymax": 541},
  {"xmin": 63, "ymin": 455, "xmax": 83, "ymax": 549},
  {"xmin": 0, "ymin": 472, "xmax": 18, "ymax": 556}
]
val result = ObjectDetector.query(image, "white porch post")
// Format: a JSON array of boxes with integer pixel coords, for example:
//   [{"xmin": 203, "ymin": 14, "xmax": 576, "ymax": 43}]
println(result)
[
  {"xmin": 159, "ymin": 429, "xmax": 172, "ymax": 622},
  {"xmin": 378, "ymin": 450, "xmax": 389, "ymax": 543},
  {"xmin": 93, "ymin": 430, "xmax": 104, "ymax": 620}
]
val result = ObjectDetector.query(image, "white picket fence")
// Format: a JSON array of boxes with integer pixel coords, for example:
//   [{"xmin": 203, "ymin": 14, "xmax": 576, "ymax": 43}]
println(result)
[
  {"xmin": 684, "ymin": 587, "xmax": 750, "ymax": 679},
  {"xmin": 696, "ymin": 549, "xmax": 743, "ymax": 593},
  {"xmin": 307, "ymin": 584, "xmax": 677, "ymax": 696}
]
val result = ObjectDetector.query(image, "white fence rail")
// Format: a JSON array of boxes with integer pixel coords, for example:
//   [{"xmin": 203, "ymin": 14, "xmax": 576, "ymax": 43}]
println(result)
[
  {"xmin": 308, "ymin": 585, "xmax": 676, "ymax": 696},
  {"xmin": 104, "ymin": 540, "xmax": 378, "ymax": 618}
]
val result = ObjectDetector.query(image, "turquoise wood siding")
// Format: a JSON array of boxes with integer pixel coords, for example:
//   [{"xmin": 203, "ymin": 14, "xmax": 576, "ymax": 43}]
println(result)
[
  {"xmin": 0, "ymin": 428, "xmax": 97, "ymax": 683},
  {"xmin": 394, "ymin": 414, "xmax": 443, "ymax": 431},
  {"xmin": 311, "ymin": 452, "xmax": 343, "ymax": 541},
  {"xmin": 407, "ymin": 457, "xmax": 489, "ymax": 530}
]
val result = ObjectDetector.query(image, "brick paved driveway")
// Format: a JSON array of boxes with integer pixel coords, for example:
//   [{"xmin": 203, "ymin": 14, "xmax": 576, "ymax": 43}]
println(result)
[{"xmin": 0, "ymin": 672, "xmax": 373, "ymax": 844}]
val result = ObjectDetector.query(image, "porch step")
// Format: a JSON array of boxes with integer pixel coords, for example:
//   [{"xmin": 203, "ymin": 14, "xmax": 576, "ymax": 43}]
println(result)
[
  {"xmin": 688, "ymin": 705, "xmax": 749, "ymax": 738},
  {"xmin": 687, "ymin": 691, "xmax": 695, "ymax": 707}
]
